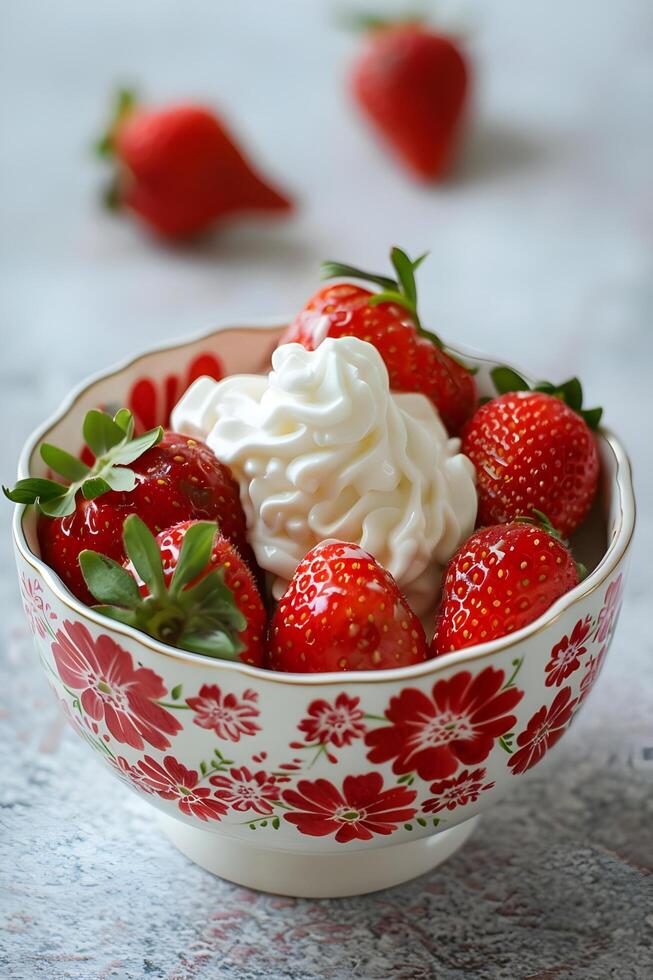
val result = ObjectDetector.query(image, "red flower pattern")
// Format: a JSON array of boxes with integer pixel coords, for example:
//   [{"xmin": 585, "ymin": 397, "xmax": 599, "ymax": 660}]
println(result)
[
  {"xmin": 298, "ymin": 694, "xmax": 367, "ymax": 748},
  {"xmin": 51, "ymin": 620, "xmax": 182, "ymax": 750},
  {"xmin": 595, "ymin": 575, "xmax": 624, "ymax": 643},
  {"xmin": 186, "ymin": 685, "xmax": 260, "ymax": 742},
  {"xmin": 508, "ymin": 687, "xmax": 578, "ymax": 775},
  {"xmin": 110, "ymin": 756, "xmax": 157, "ymax": 795},
  {"xmin": 365, "ymin": 668, "xmax": 523, "ymax": 781},
  {"xmin": 128, "ymin": 352, "xmax": 224, "ymax": 431},
  {"xmin": 210, "ymin": 766, "xmax": 281, "ymax": 814},
  {"xmin": 422, "ymin": 767, "xmax": 495, "ymax": 814},
  {"xmin": 136, "ymin": 755, "xmax": 227, "ymax": 821},
  {"xmin": 579, "ymin": 645, "xmax": 608, "ymax": 702},
  {"xmin": 20, "ymin": 574, "xmax": 56, "ymax": 639},
  {"xmin": 545, "ymin": 616, "xmax": 591, "ymax": 688},
  {"xmin": 283, "ymin": 773, "xmax": 417, "ymax": 843}
]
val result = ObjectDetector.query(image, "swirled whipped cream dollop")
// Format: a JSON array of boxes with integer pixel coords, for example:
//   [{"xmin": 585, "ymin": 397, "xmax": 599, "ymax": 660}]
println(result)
[{"xmin": 171, "ymin": 337, "xmax": 477, "ymax": 616}]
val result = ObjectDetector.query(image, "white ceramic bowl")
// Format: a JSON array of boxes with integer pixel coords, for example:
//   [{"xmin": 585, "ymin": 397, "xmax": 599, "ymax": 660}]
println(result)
[{"xmin": 11, "ymin": 323, "xmax": 635, "ymax": 897}]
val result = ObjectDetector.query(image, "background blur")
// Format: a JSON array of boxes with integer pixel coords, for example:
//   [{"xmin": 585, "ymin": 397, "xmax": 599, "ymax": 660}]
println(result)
[{"xmin": 1, "ymin": 2, "xmax": 652, "ymax": 977}]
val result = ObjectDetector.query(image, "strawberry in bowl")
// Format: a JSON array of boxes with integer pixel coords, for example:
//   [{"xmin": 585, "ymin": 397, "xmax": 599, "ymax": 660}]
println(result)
[{"xmin": 7, "ymin": 256, "xmax": 634, "ymax": 898}]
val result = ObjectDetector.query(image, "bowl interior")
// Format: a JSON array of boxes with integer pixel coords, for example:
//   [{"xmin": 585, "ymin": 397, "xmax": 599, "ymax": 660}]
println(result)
[{"xmin": 14, "ymin": 322, "xmax": 632, "ymax": 682}]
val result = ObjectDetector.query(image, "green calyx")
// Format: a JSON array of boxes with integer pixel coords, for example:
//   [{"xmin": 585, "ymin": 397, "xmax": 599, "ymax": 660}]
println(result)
[
  {"xmin": 515, "ymin": 509, "xmax": 587, "ymax": 581},
  {"xmin": 322, "ymin": 246, "xmax": 432, "ymax": 334},
  {"xmin": 491, "ymin": 366, "xmax": 602, "ymax": 430},
  {"xmin": 79, "ymin": 515, "xmax": 246, "ymax": 660},
  {"xmin": 95, "ymin": 88, "xmax": 138, "ymax": 210},
  {"xmin": 321, "ymin": 247, "xmax": 477, "ymax": 374},
  {"xmin": 3, "ymin": 408, "xmax": 163, "ymax": 518},
  {"xmin": 95, "ymin": 87, "xmax": 137, "ymax": 159}
]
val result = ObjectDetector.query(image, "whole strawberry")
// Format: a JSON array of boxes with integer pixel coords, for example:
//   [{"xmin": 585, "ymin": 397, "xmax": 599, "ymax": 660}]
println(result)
[
  {"xmin": 462, "ymin": 368, "xmax": 601, "ymax": 538},
  {"xmin": 432, "ymin": 518, "xmax": 580, "ymax": 655},
  {"xmin": 280, "ymin": 247, "xmax": 477, "ymax": 434},
  {"xmin": 269, "ymin": 541, "xmax": 428, "ymax": 672},
  {"xmin": 5, "ymin": 409, "xmax": 256, "ymax": 604},
  {"xmin": 80, "ymin": 516, "xmax": 266, "ymax": 665},
  {"xmin": 97, "ymin": 90, "xmax": 291, "ymax": 239},
  {"xmin": 351, "ymin": 21, "xmax": 469, "ymax": 180}
]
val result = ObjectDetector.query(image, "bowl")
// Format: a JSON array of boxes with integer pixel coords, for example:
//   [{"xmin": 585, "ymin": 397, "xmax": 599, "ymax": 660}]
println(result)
[{"xmin": 11, "ymin": 322, "xmax": 635, "ymax": 897}]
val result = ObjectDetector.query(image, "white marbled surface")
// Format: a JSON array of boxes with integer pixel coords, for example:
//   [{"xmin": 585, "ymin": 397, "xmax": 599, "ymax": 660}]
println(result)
[{"xmin": 1, "ymin": 1, "xmax": 652, "ymax": 978}]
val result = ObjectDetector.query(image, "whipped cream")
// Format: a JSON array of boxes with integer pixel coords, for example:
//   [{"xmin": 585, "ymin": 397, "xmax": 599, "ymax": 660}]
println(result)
[{"xmin": 171, "ymin": 337, "xmax": 477, "ymax": 616}]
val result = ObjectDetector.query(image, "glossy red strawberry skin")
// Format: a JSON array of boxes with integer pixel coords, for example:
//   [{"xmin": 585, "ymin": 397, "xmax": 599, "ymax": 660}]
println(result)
[
  {"xmin": 38, "ymin": 431, "xmax": 256, "ymax": 605},
  {"xmin": 269, "ymin": 541, "xmax": 428, "ymax": 673},
  {"xmin": 281, "ymin": 283, "xmax": 477, "ymax": 434},
  {"xmin": 351, "ymin": 26, "xmax": 469, "ymax": 180},
  {"xmin": 462, "ymin": 392, "xmax": 599, "ymax": 538},
  {"xmin": 114, "ymin": 105, "xmax": 291, "ymax": 239},
  {"xmin": 432, "ymin": 523, "xmax": 579, "ymax": 655},
  {"xmin": 146, "ymin": 521, "xmax": 267, "ymax": 667}
]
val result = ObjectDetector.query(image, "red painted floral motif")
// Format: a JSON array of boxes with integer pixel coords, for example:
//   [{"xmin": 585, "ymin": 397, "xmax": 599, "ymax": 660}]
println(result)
[
  {"xmin": 422, "ymin": 767, "xmax": 495, "ymax": 814},
  {"xmin": 365, "ymin": 668, "xmax": 523, "ymax": 781},
  {"xmin": 20, "ymin": 574, "xmax": 56, "ymax": 639},
  {"xmin": 110, "ymin": 756, "xmax": 157, "ymax": 795},
  {"xmin": 136, "ymin": 755, "xmax": 227, "ymax": 821},
  {"xmin": 595, "ymin": 575, "xmax": 624, "ymax": 644},
  {"xmin": 51, "ymin": 620, "xmax": 182, "ymax": 750},
  {"xmin": 186, "ymin": 685, "xmax": 260, "ymax": 742},
  {"xmin": 508, "ymin": 687, "xmax": 578, "ymax": 775},
  {"xmin": 128, "ymin": 352, "xmax": 224, "ymax": 431},
  {"xmin": 579, "ymin": 645, "xmax": 608, "ymax": 702},
  {"xmin": 298, "ymin": 693, "xmax": 367, "ymax": 748},
  {"xmin": 283, "ymin": 773, "xmax": 417, "ymax": 843},
  {"xmin": 210, "ymin": 766, "xmax": 281, "ymax": 814},
  {"xmin": 545, "ymin": 616, "xmax": 591, "ymax": 688}
]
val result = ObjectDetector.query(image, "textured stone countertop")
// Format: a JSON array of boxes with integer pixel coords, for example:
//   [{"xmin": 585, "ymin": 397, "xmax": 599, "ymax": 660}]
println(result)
[{"xmin": 1, "ymin": 1, "xmax": 652, "ymax": 977}]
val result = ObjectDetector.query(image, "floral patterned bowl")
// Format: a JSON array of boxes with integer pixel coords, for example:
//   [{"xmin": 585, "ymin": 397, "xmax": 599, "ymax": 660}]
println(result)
[{"xmin": 11, "ymin": 322, "xmax": 635, "ymax": 897}]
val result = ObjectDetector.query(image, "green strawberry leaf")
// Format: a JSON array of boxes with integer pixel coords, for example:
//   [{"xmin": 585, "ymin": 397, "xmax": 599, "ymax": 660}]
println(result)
[
  {"xmin": 122, "ymin": 515, "xmax": 166, "ymax": 600},
  {"xmin": 581, "ymin": 406, "xmax": 603, "ymax": 429},
  {"xmin": 113, "ymin": 408, "xmax": 134, "ymax": 437},
  {"xmin": 83, "ymin": 410, "xmax": 128, "ymax": 457},
  {"xmin": 81, "ymin": 477, "xmax": 113, "ymax": 500},
  {"xmin": 92, "ymin": 605, "xmax": 140, "ymax": 629},
  {"xmin": 82, "ymin": 516, "xmax": 248, "ymax": 662},
  {"xmin": 169, "ymin": 521, "xmax": 218, "ymax": 596},
  {"xmin": 79, "ymin": 550, "xmax": 143, "ymax": 608},
  {"xmin": 3, "ymin": 477, "xmax": 69, "ymax": 505},
  {"xmin": 39, "ymin": 493, "xmax": 78, "ymax": 518},
  {"xmin": 492, "ymin": 367, "xmax": 603, "ymax": 429},
  {"xmin": 491, "ymin": 366, "xmax": 531, "ymax": 394},
  {"xmin": 4, "ymin": 408, "xmax": 163, "ymax": 517},
  {"xmin": 321, "ymin": 246, "xmax": 474, "ymax": 364},
  {"xmin": 320, "ymin": 260, "xmax": 396, "ymax": 292},
  {"xmin": 40, "ymin": 445, "xmax": 91, "ymax": 482},
  {"xmin": 102, "ymin": 467, "xmax": 138, "ymax": 493},
  {"xmin": 110, "ymin": 426, "xmax": 163, "ymax": 465}
]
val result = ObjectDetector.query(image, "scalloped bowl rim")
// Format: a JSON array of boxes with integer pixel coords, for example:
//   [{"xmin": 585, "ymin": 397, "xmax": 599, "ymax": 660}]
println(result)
[{"xmin": 12, "ymin": 319, "xmax": 636, "ymax": 686}]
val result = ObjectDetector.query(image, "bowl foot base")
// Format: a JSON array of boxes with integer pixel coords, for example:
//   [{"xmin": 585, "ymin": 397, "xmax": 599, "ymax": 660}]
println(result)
[{"xmin": 158, "ymin": 814, "xmax": 479, "ymax": 898}]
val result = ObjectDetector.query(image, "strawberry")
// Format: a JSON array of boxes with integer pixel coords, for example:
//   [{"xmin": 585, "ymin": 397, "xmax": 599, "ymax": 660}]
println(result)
[
  {"xmin": 280, "ymin": 247, "xmax": 477, "ymax": 434},
  {"xmin": 269, "ymin": 541, "xmax": 428, "ymax": 673},
  {"xmin": 80, "ymin": 516, "xmax": 266, "ymax": 665},
  {"xmin": 462, "ymin": 368, "xmax": 602, "ymax": 538},
  {"xmin": 350, "ymin": 21, "xmax": 469, "ymax": 180},
  {"xmin": 432, "ymin": 517, "xmax": 580, "ymax": 655},
  {"xmin": 5, "ymin": 408, "xmax": 256, "ymax": 605},
  {"xmin": 97, "ymin": 90, "xmax": 291, "ymax": 239}
]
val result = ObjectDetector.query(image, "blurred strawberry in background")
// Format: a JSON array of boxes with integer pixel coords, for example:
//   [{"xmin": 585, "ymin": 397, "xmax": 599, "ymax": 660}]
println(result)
[
  {"xmin": 96, "ymin": 90, "xmax": 293, "ymax": 240},
  {"xmin": 350, "ymin": 18, "xmax": 470, "ymax": 180}
]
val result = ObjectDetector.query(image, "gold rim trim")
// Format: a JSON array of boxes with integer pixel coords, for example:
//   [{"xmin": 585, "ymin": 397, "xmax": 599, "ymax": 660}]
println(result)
[{"xmin": 12, "ymin": 324, "xmax": 636, "ymax": 687}]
